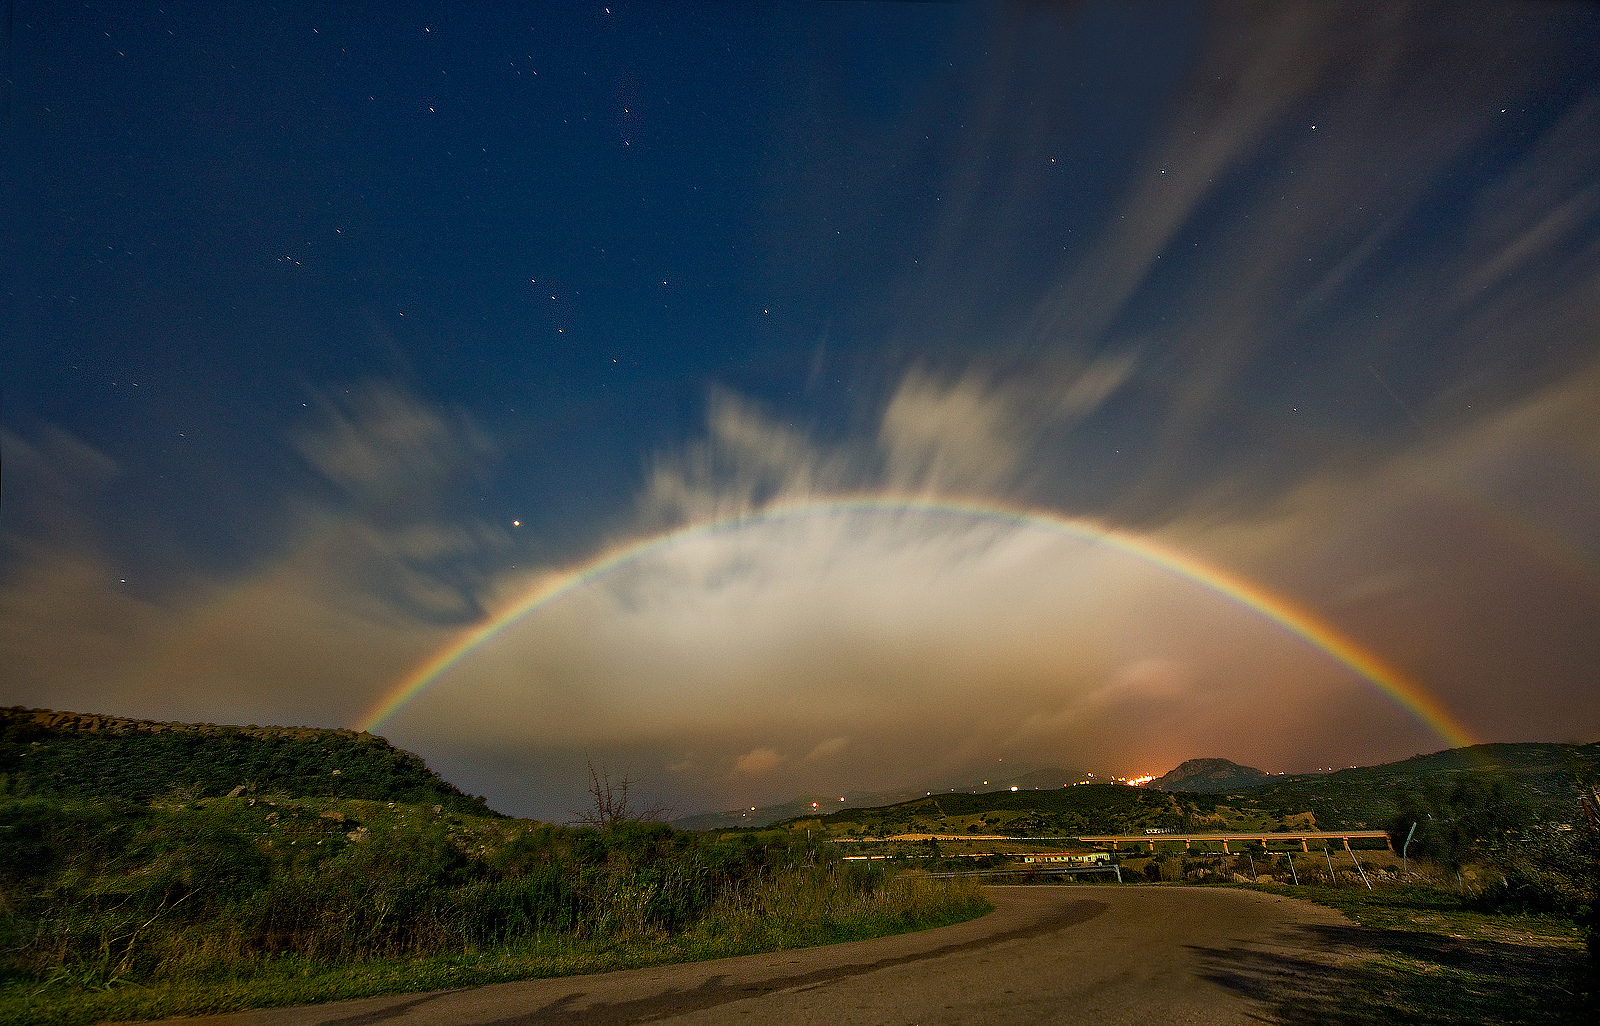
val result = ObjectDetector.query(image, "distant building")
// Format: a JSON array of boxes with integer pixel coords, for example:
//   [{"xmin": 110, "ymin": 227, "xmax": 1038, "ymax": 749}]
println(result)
[{"xmin": 1021, "ymin": 853, "xmax": 1108, "ymax": 865}]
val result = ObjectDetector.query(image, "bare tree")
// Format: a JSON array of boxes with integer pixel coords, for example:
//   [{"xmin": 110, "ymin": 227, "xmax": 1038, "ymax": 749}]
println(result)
[{"xmin": 572, "ymin": 759, "xmax": 666, "ymax": 831}]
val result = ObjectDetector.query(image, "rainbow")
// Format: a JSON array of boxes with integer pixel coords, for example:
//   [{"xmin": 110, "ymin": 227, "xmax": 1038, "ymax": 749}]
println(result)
[{"xmin": 355, "ymin": 496, "xmax": 1478, "ymax": 749}]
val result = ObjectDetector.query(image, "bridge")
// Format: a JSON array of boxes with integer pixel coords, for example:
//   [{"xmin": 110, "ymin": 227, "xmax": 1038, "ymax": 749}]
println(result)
[{"xmin": 1077, "ymin": 830, "xmax": 1392, "ymax": 853}]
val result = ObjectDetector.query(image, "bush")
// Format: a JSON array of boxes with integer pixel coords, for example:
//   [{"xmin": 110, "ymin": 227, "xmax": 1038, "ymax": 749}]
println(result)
[
  {"xmin": 1458, "ymin": 787, "xmax": 1600, "ymax": 967},
  {"xmin": 0, "ymin": 793, "xmax": 990, "ymax": 991}
]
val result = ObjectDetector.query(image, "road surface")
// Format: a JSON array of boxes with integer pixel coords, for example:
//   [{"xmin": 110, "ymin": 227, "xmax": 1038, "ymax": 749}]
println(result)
[{"xmin": 145, "ymin": 886, "xmax": 1357, "ymax": 1025}]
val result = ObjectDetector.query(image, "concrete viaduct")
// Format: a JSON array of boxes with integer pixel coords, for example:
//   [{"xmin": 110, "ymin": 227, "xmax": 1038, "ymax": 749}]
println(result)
[{"xmin": 1077, "ymin": 830, "xmax": 1392, "ymax": 854}]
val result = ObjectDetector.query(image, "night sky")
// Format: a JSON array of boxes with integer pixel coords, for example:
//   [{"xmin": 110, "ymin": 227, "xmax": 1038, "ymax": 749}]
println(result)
[{"xmin": 5, "ymin": 1, "xmax": 1600, "ymax": 821}]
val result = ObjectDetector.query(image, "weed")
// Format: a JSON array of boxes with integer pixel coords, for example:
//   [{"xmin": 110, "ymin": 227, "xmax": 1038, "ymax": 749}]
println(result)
[{"xmin": 0, "ymin": 796, "xmax": 989, "ymax": 1026}]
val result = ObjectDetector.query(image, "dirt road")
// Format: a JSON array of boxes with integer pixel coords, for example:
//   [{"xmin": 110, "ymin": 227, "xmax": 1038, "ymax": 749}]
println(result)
[{"xmin": 149, "ymin": 886, "xmax": 1355, "ymax": 1025}]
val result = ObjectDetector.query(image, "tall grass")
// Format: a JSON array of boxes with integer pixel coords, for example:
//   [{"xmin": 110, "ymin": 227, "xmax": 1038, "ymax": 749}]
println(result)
[
  {"xmin": 0, "ymin": 796, "xmax": 989, "ymax": 1025},
  {"xmin": 701, "ymin": 864, "xmax": 984, "ymax": 947}
]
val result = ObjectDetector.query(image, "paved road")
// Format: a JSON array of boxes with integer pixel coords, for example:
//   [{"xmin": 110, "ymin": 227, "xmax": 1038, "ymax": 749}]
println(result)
[{"xmin": 152, "ymin": 886, "xmax": 1355, "ymax": 1026}]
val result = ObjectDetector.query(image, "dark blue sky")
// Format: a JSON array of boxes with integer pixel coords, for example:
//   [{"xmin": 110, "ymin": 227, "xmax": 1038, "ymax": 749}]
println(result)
[
  {"xmin": 7, "ymin": 3, "xmax": 1204, "ymax": 570},
  {"xmin": 6, "ymin": 2, "xmax": 1600, "ymax": 817}
]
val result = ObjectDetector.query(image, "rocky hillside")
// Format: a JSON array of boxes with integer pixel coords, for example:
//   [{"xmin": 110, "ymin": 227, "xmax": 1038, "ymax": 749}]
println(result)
[{"xmin": 1146, "ymin": 757, "xmax": 1270, "ymax": 793}]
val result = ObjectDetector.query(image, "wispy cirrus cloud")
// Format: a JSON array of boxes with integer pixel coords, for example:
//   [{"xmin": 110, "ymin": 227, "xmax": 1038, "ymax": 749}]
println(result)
[
  {"xmin": 5, "ymin": 2, "xmax": 1598, "ymax": 824},
  {"xmin": 0, "ymin": 384, "xmax": 507, "ymax": 729}
]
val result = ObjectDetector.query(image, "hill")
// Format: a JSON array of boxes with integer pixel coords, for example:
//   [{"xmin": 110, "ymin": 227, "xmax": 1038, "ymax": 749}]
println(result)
[
  {"xmin": 674, "ymin": 765, "xmax": 1101, "ymax": 830},
  {"xmin": 756, "ymin": 742, "xmax": 1600, "ymax": 841},
  {"xmin": 673, "ymin": 789, "xmax": 929, "ymax": 831},
  {"xmin": 1214, "ymin": 742, "xmax": 1600, "ymax": 830},
  {"xmin": 779, "ymin": 783, "xmax": 1186, "ymax": 838},
  {"xmin": 0, "ymin": 706, "xmax": 498, "ymax": 816},
  {"xmin": 1146, "ymin": 757, "xmax": 1270, "ymax": 793}
]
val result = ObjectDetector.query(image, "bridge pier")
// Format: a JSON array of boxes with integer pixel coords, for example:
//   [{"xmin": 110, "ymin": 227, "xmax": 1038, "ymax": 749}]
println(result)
[
  {"xmin": 1301, "ymin": 839, "xmax": 1309, "ymax": 852},
  {"xmin": 1220, "ymin": 839, "xmax": 1231, "ymax": 854}
]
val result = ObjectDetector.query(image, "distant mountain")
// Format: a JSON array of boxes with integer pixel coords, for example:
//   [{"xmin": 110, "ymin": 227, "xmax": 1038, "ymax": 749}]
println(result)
[
  {"xmin": 1140, "ymin": 758, "xmax": 1271, "ymax": 793},
  {"xmin": 0, "ymin": 706, "xmax": 500, "ymax": 816}
]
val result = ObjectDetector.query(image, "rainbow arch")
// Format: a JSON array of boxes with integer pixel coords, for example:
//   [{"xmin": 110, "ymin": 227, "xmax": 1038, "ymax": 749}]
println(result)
[{"xmin": 355, "ymin": 495, "xmax": 1478, "ymax": 748}]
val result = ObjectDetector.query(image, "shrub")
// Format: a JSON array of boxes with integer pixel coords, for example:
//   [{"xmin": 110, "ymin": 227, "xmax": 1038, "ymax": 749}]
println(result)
[{"xmin": 0, "ymin": 793, "xmax": 992, "ymax": 992}]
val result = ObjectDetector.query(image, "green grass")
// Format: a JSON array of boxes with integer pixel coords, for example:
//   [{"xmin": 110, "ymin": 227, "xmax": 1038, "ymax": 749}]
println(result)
[
  {"xmin": 1274, "ymin": 884, "xmax": 1584, "ymax": 943},
  {"xmin": 1199, "ymin": 883, "xmax": 1598, "ymax": 1024},
  {"xmin": 0, "ymin": 875, "xmax": 990, "ymax": 1026}
]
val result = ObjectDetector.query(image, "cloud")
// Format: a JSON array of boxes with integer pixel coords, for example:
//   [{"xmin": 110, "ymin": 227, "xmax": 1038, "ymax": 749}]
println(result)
[
  {"xmin": 734, "ymin": 747, "xmax": 784, "ymax": 776},
  {"xmin": 288, "ymin": 384, "xmax": 509, "ymax": 625},
  {"xmin": 7, "ymin": 3, "xmax": 1598, "ymax": 822},
  {"xmin": 879, "ymin": 369, "xmax": 1033, "ymax": 493},
  {"xmin": 404, "ymin": 336, "xmax": 1598, "ymax": 814},
  {"xmin": 293, "ymin": 382, "xmax": 495, "ymax": 501},
  {"xmin": 1025, "ymin": 5, "xmax": 1344, "ymax": 351},
  {"xmin": 886, "ymin": 1, "xmax": 1596, "ymax": 521},
  {"xmin": 805, "ymin": 736, "xmax": 850, "ymax": 762},
  {"xmin": 396, "ymin": 493, "xmax": 1415, "ymax": 809},
  {"xmin": 640, "ymin": 356, "xmax": 1139, "ymax": 529},
  {"xmin": 1109, "ymin": 658, "xmax": 1192, "ymax": 702},
  {"xmin": 639, "ymin": 389, "xmax": 858, "ymax": 526},
  {"xmin": 0, "ymin": 385, "xmax": 505, "ymax": 728},
  {"xmin": 0, "ymin": 426, "xmax": 121, "ymax": 550}
]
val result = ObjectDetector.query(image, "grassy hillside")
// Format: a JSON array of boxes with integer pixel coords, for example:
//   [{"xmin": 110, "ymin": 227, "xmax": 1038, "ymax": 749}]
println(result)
[
  {"xmin": 1229, "ymin": 742, "xmax": 1600, "ymax": 830},
  {"xmin": 0, "ymin": 708, "xmax": 992, "ymax": 1025},
  {"xmin": 769, "ymin": 742, "xmax": 1600, "ymax": 841},
  {"xmin": 0, "ymin": 789, "xmax": 988, "ymax": 1026},
  {"xmin": 672, "ymin": 766, "xmax": 1100, "ymax": 831},
  {"xmin": 0, "ymin": 707, "xmax": 496, "ymax": 816},
  {"xmin": 786, "ymin": 783, "xmax": 1189, "ymax": 837}
]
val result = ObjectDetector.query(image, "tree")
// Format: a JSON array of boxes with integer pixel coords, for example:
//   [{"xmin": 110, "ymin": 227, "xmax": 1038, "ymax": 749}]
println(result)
[
  {"xmin": 573, "ymin": 760, "xmax": 663, "ymax": 832},
  {"xmin": 1385, "ymin": 772, "xmax": 1533, "ymax": 874}
]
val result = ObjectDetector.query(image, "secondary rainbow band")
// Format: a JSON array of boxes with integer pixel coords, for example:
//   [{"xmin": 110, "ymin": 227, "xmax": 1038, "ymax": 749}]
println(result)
[{"xmin": 355, "ymin": 496, "xmax": 1479, "ymax": 749}]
